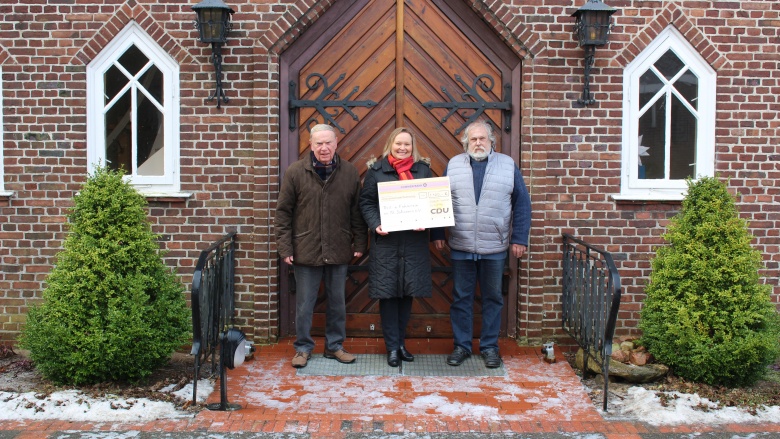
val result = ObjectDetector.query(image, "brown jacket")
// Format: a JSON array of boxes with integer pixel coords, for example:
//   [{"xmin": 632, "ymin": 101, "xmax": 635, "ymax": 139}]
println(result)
[{"xmin": 275, "ymin": 154, "xmax": 368, "ymax": 266}]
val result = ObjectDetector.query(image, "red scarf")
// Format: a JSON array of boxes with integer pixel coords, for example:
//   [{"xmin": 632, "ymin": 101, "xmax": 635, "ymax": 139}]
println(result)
[{"xmin": 387, "ymin": 155, "xmax": 414, "ymax": 180}]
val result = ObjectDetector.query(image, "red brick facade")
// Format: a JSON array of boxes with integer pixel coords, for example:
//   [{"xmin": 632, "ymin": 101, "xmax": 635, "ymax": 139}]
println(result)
[{"xmin": 1, "ymin": 0, "xmax": 778, "ymax": 345}]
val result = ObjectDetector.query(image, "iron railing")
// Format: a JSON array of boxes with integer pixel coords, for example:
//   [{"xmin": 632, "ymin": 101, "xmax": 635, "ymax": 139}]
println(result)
[
  {"xmin": 190, "ymin": 230, "xmax": 237, "ymax": 405},
  {"xmin": 561, "ymin": 233, "xmax": 622, "ymax": 411}
]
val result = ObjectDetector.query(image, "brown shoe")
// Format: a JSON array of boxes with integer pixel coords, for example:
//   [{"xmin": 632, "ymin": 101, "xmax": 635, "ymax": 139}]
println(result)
[
  {"xmin": 323, "ymin": 348, "xmax": 356, "ymax": 364},
  {"xmin": 291, "ymin": 351, "xmax": 311, "ymax": 368}
]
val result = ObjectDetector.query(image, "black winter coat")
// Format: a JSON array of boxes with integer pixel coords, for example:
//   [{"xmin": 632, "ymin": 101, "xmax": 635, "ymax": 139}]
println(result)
[{"xmin": 359, "ymin": 156, "xmax": 433, "ymax": 299}]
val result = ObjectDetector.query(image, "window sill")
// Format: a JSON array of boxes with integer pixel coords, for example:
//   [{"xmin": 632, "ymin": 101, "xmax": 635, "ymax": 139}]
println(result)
[
  {"xmin": 612, "ymin": 193, "xmax": 684, "ymax": 203},
  {"xmin": 0, "ymin": 190, "xmax": 13, "ymax": 203},
  {"xmin": 139, "ymin": 192, "xmax": 193, "ymax": 203}
]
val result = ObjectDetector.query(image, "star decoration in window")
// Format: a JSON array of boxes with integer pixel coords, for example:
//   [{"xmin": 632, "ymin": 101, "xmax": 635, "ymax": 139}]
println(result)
[{"xmin": 638, "ymin": 135, "xmax": 650, "ymax": 166}]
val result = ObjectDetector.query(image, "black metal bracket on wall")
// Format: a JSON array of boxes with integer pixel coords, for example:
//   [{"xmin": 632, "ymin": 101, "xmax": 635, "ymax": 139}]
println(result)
[
  {"xmin": 577, "ymin": 45, "xmax": 597, "ymax": 106},
  {"xmin": 422, "ymin": 74, "xmax": 511, "ymax": 135},
  {"xmin": 289, "ymin": 73, "xmax": 377, "ymax": 133}
]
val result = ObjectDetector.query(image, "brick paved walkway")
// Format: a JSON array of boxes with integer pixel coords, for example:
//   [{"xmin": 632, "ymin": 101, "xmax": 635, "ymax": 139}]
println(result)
[{"xmin": 1, "ymin": 337, "xmax": 779, "ymax": 438}]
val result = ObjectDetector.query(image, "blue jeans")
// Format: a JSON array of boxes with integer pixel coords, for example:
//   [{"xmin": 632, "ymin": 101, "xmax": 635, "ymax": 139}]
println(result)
[
  {"xmin": 450, "ymin": 257, "xmax": 505, "ymax": 353},
  {"xmin": 293, "ymin": 264, "xmax": 348, "ymax": 353}
]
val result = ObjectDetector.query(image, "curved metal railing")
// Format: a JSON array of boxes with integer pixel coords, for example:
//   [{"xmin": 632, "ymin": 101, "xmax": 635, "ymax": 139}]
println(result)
[
  {"xmin": 561, "ymin": 233, "xmax": 622, "ymax": 411},
  {"xmin": 190, "ymin": 230, "xmax": 237, "ymax": 405}
]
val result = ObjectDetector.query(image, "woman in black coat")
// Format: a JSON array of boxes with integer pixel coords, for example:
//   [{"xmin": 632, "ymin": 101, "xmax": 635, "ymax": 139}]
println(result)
[{"xmin": 360, "ymin": 127, "xmax": 433, "ymax": 367}]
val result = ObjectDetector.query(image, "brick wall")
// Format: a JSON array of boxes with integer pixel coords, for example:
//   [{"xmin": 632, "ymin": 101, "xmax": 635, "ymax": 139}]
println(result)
[
  {"xmin": 512, "ymin": 0, "xmax": 780, "ymax": 343},
  {"xmin": 0, "ymin": 0, "xmax": 777, "ymax": 345}
]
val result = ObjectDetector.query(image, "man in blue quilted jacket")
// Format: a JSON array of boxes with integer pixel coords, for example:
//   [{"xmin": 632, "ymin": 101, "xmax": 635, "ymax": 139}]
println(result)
[{"xmin": 434, "ymin": 120, "xmax": 531, "ymax": 368}]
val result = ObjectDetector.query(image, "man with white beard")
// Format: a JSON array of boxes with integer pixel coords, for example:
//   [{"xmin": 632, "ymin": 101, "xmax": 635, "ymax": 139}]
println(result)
[{"xmin": 434, "ymin": 120, "xmax": 531, "ymax": 369}]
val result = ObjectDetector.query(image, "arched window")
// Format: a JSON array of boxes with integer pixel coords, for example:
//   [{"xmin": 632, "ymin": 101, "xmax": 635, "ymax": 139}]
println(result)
[
  {"xmin": 87, "ymin": 22, "xmax": 181, "ymax": 194},
  {"xmin": 618, "ymin": 27, "xmax": 716, "ymax": 200}
]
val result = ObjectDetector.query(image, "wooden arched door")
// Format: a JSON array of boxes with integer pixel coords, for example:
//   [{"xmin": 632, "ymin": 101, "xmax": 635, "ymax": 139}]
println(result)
[{"xmin": 279, "ymin": 0, "xmax": 522, "ymax": 339}]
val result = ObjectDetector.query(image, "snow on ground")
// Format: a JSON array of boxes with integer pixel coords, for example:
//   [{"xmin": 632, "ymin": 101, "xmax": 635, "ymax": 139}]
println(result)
[
  {"xmin": 0, "ymin": 379, "xmax": 214, "ymax": 423},
  {"xmin": 604, "ymin": 386, "xmax": 780, "ymax": 425},
  {"xmin": 0, "ymin": 372, "xmax": 779, "ymax": 425}
]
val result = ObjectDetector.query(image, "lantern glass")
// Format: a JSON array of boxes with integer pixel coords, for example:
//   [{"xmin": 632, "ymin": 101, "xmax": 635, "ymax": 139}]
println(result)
[
  {"xmin": 197, "ymin": 8, "xmax": 229, "ymax": 44},
  {"xmin": 578, "ymin": 11, "xmax": 610, "ymax": 46}
]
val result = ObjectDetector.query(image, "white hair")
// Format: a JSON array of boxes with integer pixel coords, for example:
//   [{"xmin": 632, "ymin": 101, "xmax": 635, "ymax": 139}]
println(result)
[
  {"xmin": 310, "ymin": 124, "xmax": 337, "ymax": 136},
  {"xmin": 460, "ymin": 121, "xmax": 496, "ymax": 151}
]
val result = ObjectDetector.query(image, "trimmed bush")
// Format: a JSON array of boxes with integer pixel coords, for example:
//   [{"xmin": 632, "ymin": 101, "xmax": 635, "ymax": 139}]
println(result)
[
  {"xmin": 639, "ymin": 176, "xmax": 780, "ymax": 387},
  {"xmin": 20, "ymin": 167, "xmax": 190, "ymax": 385}
]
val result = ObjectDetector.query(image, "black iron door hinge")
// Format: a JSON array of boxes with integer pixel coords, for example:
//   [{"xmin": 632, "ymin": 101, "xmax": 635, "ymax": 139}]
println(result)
[
  {"xmin": 423, "ymin": 74, "xmax": 511, "ymax": 135},
  {"xmin": 289, "ymin": 73, "xmax": 377, "ymax": 133}
]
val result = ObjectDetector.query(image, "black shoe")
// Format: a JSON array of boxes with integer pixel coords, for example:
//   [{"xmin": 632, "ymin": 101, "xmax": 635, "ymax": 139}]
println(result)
[
  {"xmin": 387, "ymin": 350, "xmax": 400, "ymax": 367},
  {"xmin": 398, "ymin": 346, "xmax": 414, "ymax": 362},
  {"xmin": 481, "ymin": 349, "xmax": 502, "ymax": 368},
  {"xmin": 446, "ymin": 346, "xmax": 471, "ymax": 366}
]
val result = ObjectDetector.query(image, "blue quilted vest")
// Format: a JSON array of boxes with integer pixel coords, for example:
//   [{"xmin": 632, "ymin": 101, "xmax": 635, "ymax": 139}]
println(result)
[{"xmin": 447, "ymin": 151, "xmax": 515, "ymax": 254}]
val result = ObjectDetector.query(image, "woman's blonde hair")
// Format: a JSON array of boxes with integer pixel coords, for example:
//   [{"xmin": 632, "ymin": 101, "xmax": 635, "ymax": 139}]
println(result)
[{"xmin": 382, "ymin": 127, "xmax": 421, "ymax": 162}]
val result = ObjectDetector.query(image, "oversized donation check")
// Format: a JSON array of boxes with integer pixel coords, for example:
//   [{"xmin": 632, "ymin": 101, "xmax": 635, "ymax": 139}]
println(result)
[{"xmin": 377, "ymin": 177, "xmax": 454, "ymax": 232}]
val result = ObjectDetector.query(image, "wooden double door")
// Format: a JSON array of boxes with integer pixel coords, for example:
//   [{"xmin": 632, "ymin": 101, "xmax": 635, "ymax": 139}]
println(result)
[{"xmin": 279, "ymin": 0, "xmax": 522, "ymax": 339}]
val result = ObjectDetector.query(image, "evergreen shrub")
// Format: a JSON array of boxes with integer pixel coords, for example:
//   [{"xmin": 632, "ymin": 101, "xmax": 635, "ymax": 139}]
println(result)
[
  {"xmin": 639, "ymin": 176, "xmax": 780, "ymax": 387},
  {"xmin": 20, "ymin": 167, "xmax": 190, "ymax": 385}
]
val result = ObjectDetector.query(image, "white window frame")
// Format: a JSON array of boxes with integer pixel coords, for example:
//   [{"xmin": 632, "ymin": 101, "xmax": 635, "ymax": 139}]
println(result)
[
  {"xmin": 617, "ymin": 26, "xmax": 716, "ymax": 201},
  {"xmin": 87, "ymin": 22, "xmax": 182, "ymax": 195}
]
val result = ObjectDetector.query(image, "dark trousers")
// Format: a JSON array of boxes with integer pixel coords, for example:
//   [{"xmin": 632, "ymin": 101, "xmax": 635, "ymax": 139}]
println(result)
[
  {"xmin": 292, "ymin": 264, "xmax": 348, "ymax": 353},
  {"xmin": 379, "ymin": 296, "xmax": 413, "ymax": 352}
]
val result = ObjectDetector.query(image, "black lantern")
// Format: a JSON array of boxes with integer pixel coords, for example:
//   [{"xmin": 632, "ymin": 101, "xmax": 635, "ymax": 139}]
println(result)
[
  {"xmin": 192, "ymin": 0, "xmax": 235, "ymax": 108},
  {"xmin": 572, "ymin": 0, "xmax": 617, "ymax": 105}
]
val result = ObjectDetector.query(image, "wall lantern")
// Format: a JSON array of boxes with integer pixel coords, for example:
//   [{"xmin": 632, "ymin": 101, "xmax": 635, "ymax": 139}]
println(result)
[
  {"xmin": 192, "ymin": 0, "xmax": 235, "ymax": 109},
  {"xmin": 571, "ymin": 0, "xmax": 617, "ymax": 106},
  {"xmin": 206, "ymin": 327, "xmax": 247, "ymax": 411}
]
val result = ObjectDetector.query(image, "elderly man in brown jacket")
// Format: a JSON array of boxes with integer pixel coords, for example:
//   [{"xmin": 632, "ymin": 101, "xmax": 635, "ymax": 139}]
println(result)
[{"xmin": 275, "ymin": 124, "xmax": 368, "ymax": 368}]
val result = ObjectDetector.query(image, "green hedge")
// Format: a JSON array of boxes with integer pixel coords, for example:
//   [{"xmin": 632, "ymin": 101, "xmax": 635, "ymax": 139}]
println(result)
[
  {"xmin": 639, "ymin": 176, "xmax": 780, "ymax": 387},
  {"xmin": 20, "ymin": 167, "xmax": 190, "ymax": 385}
]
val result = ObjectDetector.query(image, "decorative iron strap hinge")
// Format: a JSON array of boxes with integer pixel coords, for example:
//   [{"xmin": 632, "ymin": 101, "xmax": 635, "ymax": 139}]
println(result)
[
  {"xmin": 423, "ymin": 74, "xmax": 511, "ymax": 135},
  {"xmin": 289, "ymin": 73, "xmax": 377, "ymax": 134}
]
